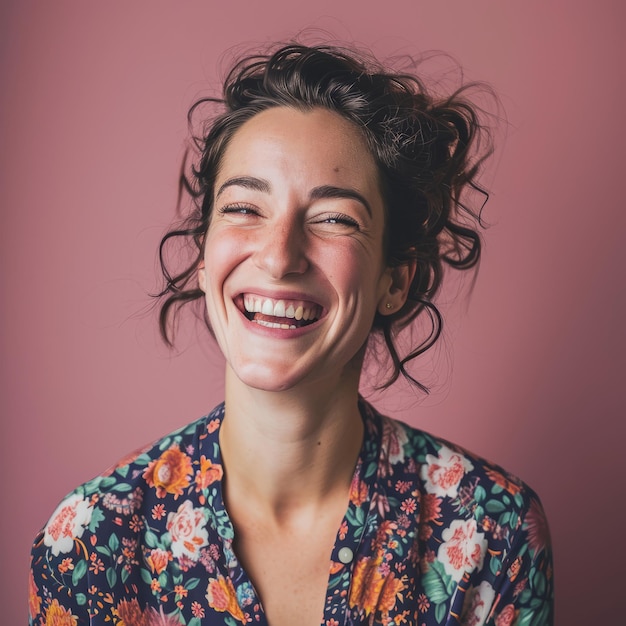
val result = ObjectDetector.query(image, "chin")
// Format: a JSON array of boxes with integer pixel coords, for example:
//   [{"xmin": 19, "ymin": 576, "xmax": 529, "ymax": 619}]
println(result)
[{"xmin": 231, "ymin": 361, "xmax": 310, "ymax": 393}]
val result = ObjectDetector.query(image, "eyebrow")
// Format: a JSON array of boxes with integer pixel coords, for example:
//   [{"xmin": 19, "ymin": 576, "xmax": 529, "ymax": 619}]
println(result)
[
  {"xmin": 309, "ymin": 185, "xmax": 372, "ymax": 217},
  {"xmin": 216, "ymin": 176, "xmax": 271, "ymax": 198},
  {"xmin": 216, "ymin": 176, "xmax": 372, "ymax": 217}
]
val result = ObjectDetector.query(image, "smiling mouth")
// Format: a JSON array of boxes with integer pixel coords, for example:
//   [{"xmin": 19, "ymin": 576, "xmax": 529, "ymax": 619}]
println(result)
[{"xmin": 238, "ymin": 294, "xmax": 323, "ymax": 329}]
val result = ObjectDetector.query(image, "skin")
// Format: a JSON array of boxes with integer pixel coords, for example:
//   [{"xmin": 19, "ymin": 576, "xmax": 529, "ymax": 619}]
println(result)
[{"xmin": 198, "ymin": 106, "xmax": 414, "ymax": 626}]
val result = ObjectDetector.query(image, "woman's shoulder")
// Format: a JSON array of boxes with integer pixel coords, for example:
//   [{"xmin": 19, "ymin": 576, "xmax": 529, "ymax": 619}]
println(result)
[
  {"xmin": 365, "ymin": 401, "xmax": 543, "ymax": 517},
  {"xmin": 360, "ymin": 401, "xmax": 553, "ymax": 624},
  {"xmin": 35, "ymin": 402, "xmax": 225, "ymax": 533},
  {"xmin": 29, "ymin": 404, "xmax": 227, "ymax": 622}
]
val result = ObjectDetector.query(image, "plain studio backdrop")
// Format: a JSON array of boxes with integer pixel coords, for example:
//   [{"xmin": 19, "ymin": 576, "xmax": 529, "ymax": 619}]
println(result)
[{"xmin": 1, "ymin": 1, "xmax": 624, "ymax": 623}]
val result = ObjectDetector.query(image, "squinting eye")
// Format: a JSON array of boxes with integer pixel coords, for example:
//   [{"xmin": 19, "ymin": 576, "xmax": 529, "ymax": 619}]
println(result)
[
  {"xmin": 218, "ymin": 203, "xmax": 258, "ymax": 216},
  {"xmin": 320, "ymin": 213, "xmax": 359, "ymax": 227}
]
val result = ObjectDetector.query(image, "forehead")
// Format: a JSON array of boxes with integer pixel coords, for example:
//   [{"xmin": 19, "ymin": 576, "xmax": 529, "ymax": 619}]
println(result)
[{"xmin": 217, "ymin": 106, "xmax": 381, "ymax": 196}]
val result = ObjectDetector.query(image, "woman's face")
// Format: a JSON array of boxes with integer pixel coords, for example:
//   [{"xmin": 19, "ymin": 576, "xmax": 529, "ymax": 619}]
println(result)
[{"xmin": 199, "ymin": 106, "xmax": 398, "ymax": 393}]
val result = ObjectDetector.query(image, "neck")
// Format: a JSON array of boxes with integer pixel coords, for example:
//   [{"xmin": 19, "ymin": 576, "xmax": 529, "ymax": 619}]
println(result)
[{"xmin": 219, "ymin": 366, "xmax": 364, "ymax": 524}]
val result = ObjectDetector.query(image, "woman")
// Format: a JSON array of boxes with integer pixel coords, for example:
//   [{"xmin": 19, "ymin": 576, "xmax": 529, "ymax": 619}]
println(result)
[{"xmin": 29, "ymin": 44, "xmax": 553, "ymax": 626}]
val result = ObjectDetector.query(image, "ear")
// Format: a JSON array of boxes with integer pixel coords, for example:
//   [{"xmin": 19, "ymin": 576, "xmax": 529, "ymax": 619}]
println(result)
[
  {"xmin": 198, "ymin": 260, "xmax": 207, "ymax": 293},
  {"xmin": 377, "ymin": 259, "xmax": 417, "ymax": 316}
]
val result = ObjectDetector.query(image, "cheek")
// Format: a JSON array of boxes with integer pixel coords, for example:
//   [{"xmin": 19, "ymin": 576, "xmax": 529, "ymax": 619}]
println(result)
[{"xmin": 203, "ymin": 230, "xmax": 246, "ymax": 288}]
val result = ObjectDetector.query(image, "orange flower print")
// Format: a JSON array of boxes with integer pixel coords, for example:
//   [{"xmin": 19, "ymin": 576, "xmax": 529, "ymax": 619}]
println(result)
[
  {"xmin": 485, "ymin": 467, "xmax": 522, "ymax": 496},
  {"xmin": 349, "ymin": 552, "xmax": 405, "ymax": 618},
  {"xmin": 207, "ymin": 418, "xmax": 220, "ymax": 433},
  {"xmin": 58, "ymin": 558, "xmax": 74, "ymax": 573},
  {"xmin": 143, "ymin": 446, "xmax": 192, "ymax": 499},
  {"xmin": 44, "ymin": 599, "xmax": 78, "ymax": 626},
  {"xmin": 194, "ymin": 455, "xmax": 224, "ymax": 491},
  {"xmin": 495, "ymin": 603, "xmax": 517, "ymax": 626},
  {"xmin": 349, "ymin": 472, "xmax": 368, "ymax": 506},
  {"xmin": 146, "ymin": 548, "xmax": 172, "ymax": 575},
  {"xmin": 418, "ymin": 493, "xmax": 442, "ymax": 523},
  {"xmin": 206, "ymin": 575, "xmax": 246, "ymax": 622},
  {"xmin": 28, "ymin": 569, "xmax": 41, "ymax": 619},
  {"xmin": 152, "ymin": 504, "xmax": 166, "ymax": 520},
  {"xmin": 114, "ymin": 598, "xmax": 148, "ymax": 626}
]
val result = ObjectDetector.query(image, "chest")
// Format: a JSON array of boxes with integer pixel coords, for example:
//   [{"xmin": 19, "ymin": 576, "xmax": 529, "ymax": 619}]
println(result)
[{"xmin": 233, "ymin": 521, "xmax": 339, "ymax": 626}]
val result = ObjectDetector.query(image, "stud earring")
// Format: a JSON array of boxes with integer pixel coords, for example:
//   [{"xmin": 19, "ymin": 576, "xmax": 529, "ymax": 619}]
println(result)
[{"xmin": 385, "ymin": 303, "xmax": 393, "ymax": 309}]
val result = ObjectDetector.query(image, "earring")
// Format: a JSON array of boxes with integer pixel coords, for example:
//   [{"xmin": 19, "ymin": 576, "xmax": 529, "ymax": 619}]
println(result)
[{"xmin": 385, "ymin": 303, "xmax": 393, "ymax": 309}]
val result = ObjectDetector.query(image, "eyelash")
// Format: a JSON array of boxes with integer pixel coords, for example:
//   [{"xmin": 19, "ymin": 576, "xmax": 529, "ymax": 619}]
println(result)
[
  {"xmin": 218, "ymin": 203, "xmax": 258, "ymax": 215},
  {"xmin": 319, "ymin": 213, "xmax": 359, "ymax": 228}
]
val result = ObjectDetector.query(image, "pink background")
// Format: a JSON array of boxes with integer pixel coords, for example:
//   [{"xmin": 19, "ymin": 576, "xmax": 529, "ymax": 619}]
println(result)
[{"xmin": 1, "ymin": 2, "xmax": 624, "ymax": 623}]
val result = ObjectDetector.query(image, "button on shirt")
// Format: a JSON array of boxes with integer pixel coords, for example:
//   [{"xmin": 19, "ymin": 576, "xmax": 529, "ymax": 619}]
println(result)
[{"xmin": 30, "ymin": 400, "xmax": 553, "ymax": 625}]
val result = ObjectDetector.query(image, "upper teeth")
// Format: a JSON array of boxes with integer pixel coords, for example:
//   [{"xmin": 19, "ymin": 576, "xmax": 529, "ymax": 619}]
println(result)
[{"xmin": 243, "ymin": 296, "xmax": 320, "ymax": 321}]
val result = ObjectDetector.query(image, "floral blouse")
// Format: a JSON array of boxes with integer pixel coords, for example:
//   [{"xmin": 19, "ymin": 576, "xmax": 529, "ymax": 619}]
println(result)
[{"xmin": 30, "ymin": 400, "xmax": 553, "ymax": 626}]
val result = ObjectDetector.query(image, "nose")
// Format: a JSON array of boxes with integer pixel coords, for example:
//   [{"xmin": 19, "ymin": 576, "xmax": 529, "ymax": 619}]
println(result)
[{"xmin": 254, "ymin": 220, "xmax": 309, "ymax": 278}]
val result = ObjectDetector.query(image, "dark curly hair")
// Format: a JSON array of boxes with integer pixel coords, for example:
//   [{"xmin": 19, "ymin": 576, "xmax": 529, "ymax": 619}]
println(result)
[{"xmin": 157, "ymin": 43, "xmax": 493, "ymax": 391}]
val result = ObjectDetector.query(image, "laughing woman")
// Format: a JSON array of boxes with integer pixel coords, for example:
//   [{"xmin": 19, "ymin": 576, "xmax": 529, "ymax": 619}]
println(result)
[{"xmin": 29, "ymin": 45, "xmax": 553, "ymax": 626}]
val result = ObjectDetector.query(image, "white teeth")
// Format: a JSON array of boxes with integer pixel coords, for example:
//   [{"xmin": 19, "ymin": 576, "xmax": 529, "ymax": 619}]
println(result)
[
  {"xmin": 242, "ymin": 295, "xmax": 320, "ymax": 322},
  {"xmin": 273, "ymin": 300, "xmax": 286, "ymax": 317},
  {"xmin": 254, "ymin": 319, "xmax": 297, "ymax": 329}
]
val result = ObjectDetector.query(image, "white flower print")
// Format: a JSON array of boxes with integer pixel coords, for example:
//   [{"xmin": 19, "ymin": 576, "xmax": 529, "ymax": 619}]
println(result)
[
  {"xmin": 423, "ymin": 445, "xmax": 474, "ymax": 498},
  {"xmin": 43, "ymin": 493, "xmax": 93, "ymax": 556},
  {"xmin": 167, "ymin": 500, "xmax": 209, "ymax": 562},
  {"xmin": 438, "ymin": 519, "xmax": 487, "ymax": 582}
]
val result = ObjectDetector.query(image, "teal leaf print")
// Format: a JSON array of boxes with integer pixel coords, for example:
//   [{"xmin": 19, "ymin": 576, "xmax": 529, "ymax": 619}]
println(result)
[
  {"xmin": 489, "ymin": 555, "xmax": 502, "ymax": 576},
  {"xmin": 106, "ymin": 567, "xmax": 117, "ymax": 588},
  {"xmin": 144, "ymin": 529, "xmax": 159, "ymax": 548},
  {"xmin": 188, "ymin": 619, "xmax": 202, "ymax": 626},
  {"xmin": 134, "ymin": 453, "xmax": 152, "ymax": 466},
  {"xmin": 75, "ymin": 593, "xmax": 87, "ymax": 606},
  {"xmin": 474, "ymin": 485, "xmax": 487, "ymax": 502},
  {"xmin": 186, "ymin": 578, "xmax": 201, "ymax": 591},
  {"xmin": 422, "ymin": 560, "xmax": 455, "ymax": 604},
  {"xmin": 140, "ymin": 567, "xmax": 152, "ymax": 585},
  {"xmin": 498, "ymin": 511, "xmax": 511, "ymax": 527},
  {"xmin": 365, "ymin": 461, "xmax": 377, "ymax": 478},
  {"xmin": 108, "ymin": 533, "xmax": 119, "ymax": 552},
  {"xmin": 110, "ymin": 482, "xmax": 133, "ymax": 493},
  {"xmin": 88, "ymin": 506, "xmax": 105, "ymax": 533},
  {"xmin": 71, "ymin": 558, "xmax": 88, "ymax": 586},
  {"xmin": 98, "ymin": 476, "xmax": 117, "ymax": 490},
  {"xmin": 435, "ymin": 601, "xmax": 447, "ymax": 624},
  {"xmin": 485, "ymin": 499, "xmax": 506, "ymax": 514},
  {"xmin": 532, "ymin": 569, "xmax": 547, "ymax": 597},
  {"xmin": 96, "ymin": 546, "xmax": 112, "ymax": 558},
  {"xmin": 116, "ymin": 464, "xmax": 129, "ymax": 478}
]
